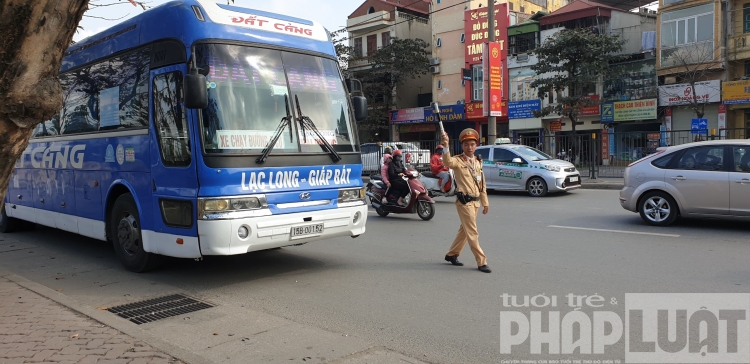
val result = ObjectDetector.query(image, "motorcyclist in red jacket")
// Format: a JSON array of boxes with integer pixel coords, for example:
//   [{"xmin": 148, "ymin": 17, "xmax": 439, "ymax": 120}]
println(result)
[{"xmin": 430, "ymin": 145, "xmax": 451, "ymax": 192}]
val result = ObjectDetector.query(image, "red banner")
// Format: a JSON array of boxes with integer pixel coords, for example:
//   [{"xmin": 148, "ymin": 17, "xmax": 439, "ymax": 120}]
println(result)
[
  {"xmin": 600, "ymin": 131, "xmax": 609, "ymax": 160},
  {"xmin": 464, "ymin": 5, "xmax": 509, "ymax": 116},
  {"xmin": 483, "ymin": 42, "xmax": 504, "ymax": 117}
]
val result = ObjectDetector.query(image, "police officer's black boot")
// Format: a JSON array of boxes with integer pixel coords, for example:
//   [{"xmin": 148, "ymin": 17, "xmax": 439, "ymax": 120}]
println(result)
[
  {"xmin": 478, "ymin": 265, "xmax": 492, "ymax": 273},
  {"xmin": 445, "ymin": 255, "xmax": 463, "ymax": 266}
]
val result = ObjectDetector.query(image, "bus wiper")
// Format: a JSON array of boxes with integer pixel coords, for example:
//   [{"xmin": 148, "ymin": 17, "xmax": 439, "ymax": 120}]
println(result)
[
  {"xmin": 256, "ymin": 94, "xmax": 294, "ymax": 164},
  {"xmin": 294, "ymin": 95, "xmax": 342, "ymax": 163}
]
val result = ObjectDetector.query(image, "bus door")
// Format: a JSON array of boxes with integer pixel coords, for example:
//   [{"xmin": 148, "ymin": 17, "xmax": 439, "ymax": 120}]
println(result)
[{"xmin": 149, "ymin": 66, "xmax": 199, "ymax": 243}]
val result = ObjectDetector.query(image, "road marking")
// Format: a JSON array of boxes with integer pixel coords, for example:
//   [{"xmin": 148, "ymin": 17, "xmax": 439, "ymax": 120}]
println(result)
[{"xmin": 547, "ymin": 225, "xmax": 680, "ymax": 238}]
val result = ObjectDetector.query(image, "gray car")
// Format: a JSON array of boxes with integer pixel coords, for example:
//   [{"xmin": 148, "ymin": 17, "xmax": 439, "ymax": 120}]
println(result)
[
  {"xmin": 475, "ymin": 144, "xmax": 581, "ymax": 197},
  {"xmin": 619, "ymin": 140, "xmax": 750, "ymax": 226}
]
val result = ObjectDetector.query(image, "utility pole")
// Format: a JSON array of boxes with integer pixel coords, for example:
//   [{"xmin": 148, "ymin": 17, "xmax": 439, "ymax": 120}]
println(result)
[{"xmin": 487, "ymin": 0, "xmax": 496, "ymax": 145}]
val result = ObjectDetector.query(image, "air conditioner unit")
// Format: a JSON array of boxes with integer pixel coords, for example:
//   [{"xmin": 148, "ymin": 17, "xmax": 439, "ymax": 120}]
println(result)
[
  {"xmin": 457, "ymin": 99, "xmax": 465, "ymax": 104},
  {"xmin": 517, "ymin": 53, "xmax": 529, "ymax": 62},
  {"xmin": 430, "ymin": 66, "xmax": 440, "ymax": 74},
  {"xmin": 664, "ymin": 76, "xmax": 677, "ymax": 84},
  {"xmin": 429, "ymin": 57, "xmax": 441, "ymax": 66}
]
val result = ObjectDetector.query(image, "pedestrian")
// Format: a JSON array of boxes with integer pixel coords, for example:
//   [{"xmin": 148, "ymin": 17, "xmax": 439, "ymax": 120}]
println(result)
[{"xmin": 440, "ymin": 129, "xmax": 491, "ymax": 273}]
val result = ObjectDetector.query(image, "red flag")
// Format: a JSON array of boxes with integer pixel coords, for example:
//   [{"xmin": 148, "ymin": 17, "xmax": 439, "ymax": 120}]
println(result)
[{"xmin": 128, "ymin": 0, "xmax": 138, "ymax": 6}]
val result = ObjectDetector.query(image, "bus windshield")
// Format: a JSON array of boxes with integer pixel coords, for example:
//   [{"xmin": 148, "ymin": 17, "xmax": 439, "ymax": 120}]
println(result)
[{"xmin": 196, "ymin": 44, "xmax": 358, "ymax": 154}]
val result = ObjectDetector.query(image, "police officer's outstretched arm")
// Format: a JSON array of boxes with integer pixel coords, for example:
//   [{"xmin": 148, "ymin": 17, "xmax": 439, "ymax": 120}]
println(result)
[{"xmin": 440, "ymin": 132, "xmax": 458, "ymax": 169}]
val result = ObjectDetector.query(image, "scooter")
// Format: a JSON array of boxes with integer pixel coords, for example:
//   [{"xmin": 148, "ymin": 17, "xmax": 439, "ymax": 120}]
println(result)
[
  {"xmin": 418, "ymin": 169, "xmax": 457, "ymax": 198},
  {"xmin": 366, "ymin": 167, "xmax": 435, "ymax": 221}
]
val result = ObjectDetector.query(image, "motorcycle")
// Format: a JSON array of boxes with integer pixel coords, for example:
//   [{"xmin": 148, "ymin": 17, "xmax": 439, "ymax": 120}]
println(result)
[
  {"xmin": 366, "ymin": 167, "xmax": 435, "ymax": 221},
  {"xmin": 418, "ymin": 169, "xmax": 456, "ymax": 198}
]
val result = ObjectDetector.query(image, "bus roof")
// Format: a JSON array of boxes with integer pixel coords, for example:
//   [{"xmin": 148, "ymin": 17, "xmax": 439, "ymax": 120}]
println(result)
[{"xmin": 62, "ymin": 0, "xmax": 334, "ymax": 72}]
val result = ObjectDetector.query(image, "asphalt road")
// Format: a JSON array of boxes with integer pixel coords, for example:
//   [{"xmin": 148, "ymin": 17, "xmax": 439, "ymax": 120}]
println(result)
[{"xmin": 2, "ymin": 189, "xmax": 750, "ymax": 363}]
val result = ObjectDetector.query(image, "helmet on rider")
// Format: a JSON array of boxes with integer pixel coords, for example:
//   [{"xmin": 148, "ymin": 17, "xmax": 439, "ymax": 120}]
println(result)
[
  {"xmin": 392, "ymin": 149, "xmax": 403, "ymax": 157},
  {"xmin": 384, "ymin": 146, "xmax": 393, "ymax": 155}
]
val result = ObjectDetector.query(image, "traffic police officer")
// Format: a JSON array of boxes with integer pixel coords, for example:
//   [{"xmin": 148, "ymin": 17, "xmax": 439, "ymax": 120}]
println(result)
[{"xmin": 440, "ymin": 129, "xmax": 491, "ymax": 273}]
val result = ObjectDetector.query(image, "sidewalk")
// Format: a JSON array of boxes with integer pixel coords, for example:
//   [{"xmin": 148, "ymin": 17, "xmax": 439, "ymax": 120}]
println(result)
[{"xmin": 0, "ymin": 276, "xmax": 184, "ymax": 364}]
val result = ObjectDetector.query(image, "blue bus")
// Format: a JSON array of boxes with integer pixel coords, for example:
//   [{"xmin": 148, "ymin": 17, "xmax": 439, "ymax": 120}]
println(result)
[{"xmin": 0, "ymin": 0, "xmax": 369, "ymax": 272}]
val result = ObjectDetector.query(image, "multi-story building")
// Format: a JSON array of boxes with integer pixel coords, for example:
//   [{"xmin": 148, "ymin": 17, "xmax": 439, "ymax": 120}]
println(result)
[
  {"xmin": 724, "ymin": 0, "xmax": 750, "ymax": 137},
  {"xmin": 345, "ymin": 0, "xmax": 432, "ymax": 140},
  {"xmin": 656, "ymin": 0, "xmax": 725, "ymax": 136}
]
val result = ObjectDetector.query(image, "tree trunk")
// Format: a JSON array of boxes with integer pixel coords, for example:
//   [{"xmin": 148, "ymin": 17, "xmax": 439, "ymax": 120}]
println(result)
[{"xmin": 0, "ymin": 1, "xmax": 88, "ymax": 210}]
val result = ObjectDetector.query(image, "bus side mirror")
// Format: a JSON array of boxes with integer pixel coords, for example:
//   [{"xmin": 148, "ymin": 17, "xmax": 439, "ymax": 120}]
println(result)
[
  {"xmin": 352, "ymin": 96, "xmax": 367, "ymax": 122},
  {"xmin": 184, "ymin": 68, "xmax": 208, "ymax": 109}
]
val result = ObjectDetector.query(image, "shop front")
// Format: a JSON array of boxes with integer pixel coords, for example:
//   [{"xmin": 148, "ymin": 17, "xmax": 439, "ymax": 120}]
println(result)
[
  {"xmin": 722, "ymin": 79, "xmax": 750, "ymax": 139},
  {"xmin": 508, "ymin": 99, "xmax": 543, "ymax": 147},
  {"xmin": 658, "ymin": 80, "xmax": 722, "ymax": 139},
  {"xmin": 600, "ymin": 98, "xmax": 660, "ymax": 163}
]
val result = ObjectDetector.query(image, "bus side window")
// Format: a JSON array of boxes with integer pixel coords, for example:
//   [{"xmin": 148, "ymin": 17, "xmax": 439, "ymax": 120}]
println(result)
[{"xmin": 153, "ymin": 72, "xmax": 191, "ymax": 167}]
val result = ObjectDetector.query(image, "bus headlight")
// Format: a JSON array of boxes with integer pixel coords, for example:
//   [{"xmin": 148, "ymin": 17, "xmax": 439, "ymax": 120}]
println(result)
[
  {"xmin": 198, "ymin": 195, "xmax": 268, "ymax": 219},
  {"xmin": 338, "ymin": 187, "xmax": 365, "ymax": 206}
]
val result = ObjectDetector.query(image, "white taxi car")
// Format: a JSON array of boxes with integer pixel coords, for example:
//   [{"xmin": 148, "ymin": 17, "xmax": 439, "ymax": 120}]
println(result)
[{"xmin": 475, "ymin": 140, "xmax": 581, "ymax": 196}]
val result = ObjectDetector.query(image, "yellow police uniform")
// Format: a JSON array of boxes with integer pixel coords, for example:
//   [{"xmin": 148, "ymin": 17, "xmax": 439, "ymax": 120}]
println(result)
[{"xmin": 442, "ymin": 129, "xmax": 489, "ymax": 269}]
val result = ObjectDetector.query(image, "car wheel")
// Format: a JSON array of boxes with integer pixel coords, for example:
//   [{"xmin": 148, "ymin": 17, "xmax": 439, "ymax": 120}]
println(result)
[
  {"xmin": 110, "ymin": 194, "xmax": 162, "ymax": 272},
  {"xmin": 638, "ymin": 192, "xmax": 678, "ymax": 226},
  {"xmin": 376, "ymin": 207, "xmax": 389, "ymax": 217},
  {"xmin": 527, "ymin": 177, "xmax": 548, "ymax": 197}
]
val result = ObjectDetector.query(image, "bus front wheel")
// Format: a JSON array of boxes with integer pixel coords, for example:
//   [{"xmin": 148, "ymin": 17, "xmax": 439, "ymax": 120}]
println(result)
[{"xmin": 110, "ymin": 194, "xmax": 162, "ymax": 272}]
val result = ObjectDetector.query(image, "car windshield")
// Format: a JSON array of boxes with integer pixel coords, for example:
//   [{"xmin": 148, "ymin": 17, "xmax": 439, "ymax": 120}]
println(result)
[
  {"xmin": 196, "ymin": 44, "xmax": 358, "ymax": 154},
  {"xmin": 510, "ymin": 146, "xmax": 552, "ymax": 161}
]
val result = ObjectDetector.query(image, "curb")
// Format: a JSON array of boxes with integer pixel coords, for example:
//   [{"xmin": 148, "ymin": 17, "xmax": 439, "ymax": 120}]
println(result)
[{"xmin": 1, "ymin": 271, "xmax": 213, "ymax": 364}]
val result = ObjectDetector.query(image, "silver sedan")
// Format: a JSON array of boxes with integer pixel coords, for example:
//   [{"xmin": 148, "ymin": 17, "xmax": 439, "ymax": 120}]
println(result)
[{"xmin": 619, "ymin": 140, "xmax": 750, "ymax": 226}]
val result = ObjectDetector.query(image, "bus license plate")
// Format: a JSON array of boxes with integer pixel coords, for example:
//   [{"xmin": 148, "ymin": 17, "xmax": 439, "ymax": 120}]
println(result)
[
  {"xmin": 569, "ymin": 176, "xmax": 579, "ymax": 182},
  {"xmin": 291, "ymin": 223, "xmax": 324, "ymax": 238}
]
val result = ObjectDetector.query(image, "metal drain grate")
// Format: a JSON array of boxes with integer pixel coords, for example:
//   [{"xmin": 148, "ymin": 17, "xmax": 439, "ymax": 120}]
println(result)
[{"xmin": 107, "ymin": 294, "xmax": 213, "ymax": 325}]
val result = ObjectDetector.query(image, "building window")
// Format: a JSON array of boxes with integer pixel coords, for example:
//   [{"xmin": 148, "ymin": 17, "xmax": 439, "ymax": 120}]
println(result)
[
  {"xmin": 368, "ymin": 6, "xmax": 375, "ymax": 14},
  {"xmin": 744, "ymin": 4, "xmax": 750, "ymax": 33},
  {"xmin": 366, "ymin": 34, "xmax": 377, "ymax": 56},
  {"xmin": 472, "ymin": 65, "xmax": 483, "ymax": 101},
  {"xmin": 437, "ymin": 0, "xmax": 441, "ymax": 3},
  {"xmin": 460, "ymin": 33, "xmax": 465, "ymax": 43},
  {"xmin": 354, "ymin": 37, "xmax": 362, "ymax": 57},
  {"xmin": 438, "ymin": 80, "xmax": 443, "ymax": 89},
  {"xmin": 509, "ymin": 2, "xmax": 514, "ymax": 10},
  {"xmin": 745, "ymin": 60, "xmax": 750, "ymax": 76},
  {"xmin": 381, "ymin": 32, "xmax": 390, "ymax": 47},
  {"xmin": 660, "ymin": 4, "xmax": 714, "ymax": 67},
  {"xmin": 436, "ymin": 37, "xmax": 442, "ymax": 47}
]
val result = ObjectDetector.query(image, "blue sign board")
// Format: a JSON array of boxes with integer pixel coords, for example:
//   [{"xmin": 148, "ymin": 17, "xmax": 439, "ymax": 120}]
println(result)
[
  {"xmin": 660, "ymin": 125, "xmax": 667, "ymax": 147},
  {"xmin": 507, "ymin": 100, "xmax": 542, "ymax": 119},
  {"xmin": 601, "ymin": 102, "xmax": 615, "ymax": 123},
  {"xmin": 390, "ymin": 104, "xmax": 465, "ymax": 124},
  {"xmin": 691, "ymin": 118, "xmax": 708, "ymax": 135}
]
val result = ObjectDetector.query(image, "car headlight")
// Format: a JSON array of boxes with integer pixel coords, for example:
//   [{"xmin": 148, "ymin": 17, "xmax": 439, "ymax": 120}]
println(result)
[
  {"xmin": 542, "ymin": 164, "xmax": 561, "ymax": 172},
  {"xmin": 338, "ymin": 187, "xmax": 365, "ymax": 204},
  {"xmin": 198, "ymin": 195, "xmax": 268, "ymax": 218}
]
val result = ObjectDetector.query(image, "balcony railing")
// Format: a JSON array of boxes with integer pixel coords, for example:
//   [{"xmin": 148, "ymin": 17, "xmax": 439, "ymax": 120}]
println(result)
[{"xmin": 729, "ymin": 33, "xmax": 750, "ymax": 60}]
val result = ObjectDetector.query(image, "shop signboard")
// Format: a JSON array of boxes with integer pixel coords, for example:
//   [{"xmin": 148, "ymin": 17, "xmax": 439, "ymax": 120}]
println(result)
[
  {"xmin": 508, "ymin": 99, "xmax": 541, "ymax": 119},
  {"xmin": 390, "ymin": 107, "xmax": 425, "ymax": 124},
  {"xmin": 424, "ymin": 104, "xmax": 465, "ymax": 123},
  {"xmin": 601, "ymin": 99, "xmax": 657, "ymax": 122},
  {"xmin": 579, "ymin": 95, "xmax": 600, "ymax": 116},
  {"xmin": 721, "ymin": 80, "xmax": 750, "ymax": 104},
  {"xmin": 549, "ymin": 120, "xmax": 562, "ymax": 132},
  {"xmin": 601, "ymin": 131, "xmax": 609, "ymax": 161},
  {"xmin": 658, "ymin": 80, "xmax": 721, "ymax": 106}
]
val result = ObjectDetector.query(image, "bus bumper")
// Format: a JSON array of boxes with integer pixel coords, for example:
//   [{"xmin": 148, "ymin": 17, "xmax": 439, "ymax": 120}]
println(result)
[{"xmin": 197, "ymin": 204, "xmax": 368, "ymax": 255}]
